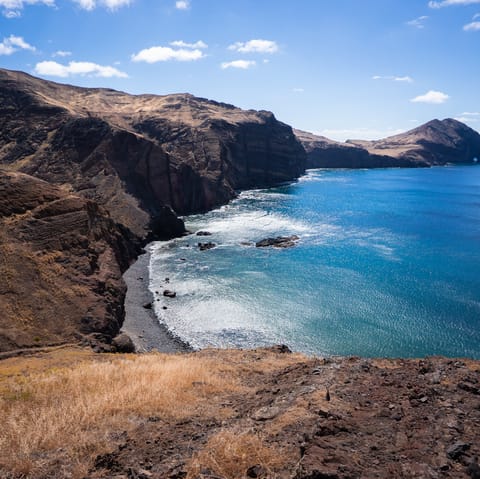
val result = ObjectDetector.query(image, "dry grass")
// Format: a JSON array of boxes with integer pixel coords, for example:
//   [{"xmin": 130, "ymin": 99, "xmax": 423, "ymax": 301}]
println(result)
[
  {"xmin": 0, "ymin": 352, "xmax": 240, "ymax": 478},
  {"xmin": 186, "ymin": 430, "xmax": 287, "ymax": 479}
]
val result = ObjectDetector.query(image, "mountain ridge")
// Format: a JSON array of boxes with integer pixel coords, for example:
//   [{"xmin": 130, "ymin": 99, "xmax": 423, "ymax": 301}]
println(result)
[{"xmin": 296, "ymin": 118, "xmax": 480, "ymax": 169}]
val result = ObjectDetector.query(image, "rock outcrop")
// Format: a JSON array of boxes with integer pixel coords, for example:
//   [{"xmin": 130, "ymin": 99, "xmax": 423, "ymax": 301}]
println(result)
[
  {"xmin": 296, "ymin": 119, "xmax": 480, "ymax": 169},
  {"xmin": 0, "ymin": 170, "xmax": 139, "ymax": 351}
]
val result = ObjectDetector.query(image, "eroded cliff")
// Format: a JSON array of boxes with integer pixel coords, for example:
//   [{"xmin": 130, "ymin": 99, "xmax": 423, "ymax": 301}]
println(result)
[{"xmin": 0, "ymin": 170, "xmax": 140, "ymax": 351}]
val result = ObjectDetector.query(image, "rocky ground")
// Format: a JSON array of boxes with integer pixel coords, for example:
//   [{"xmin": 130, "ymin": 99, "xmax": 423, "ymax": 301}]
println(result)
[
  {"xmin": 1, "ymin": 347, "xmax": 478, "ymax": 478},
  {"xmin": 84, "ymin": 349, "xmax": 480, "ymax": 479}
]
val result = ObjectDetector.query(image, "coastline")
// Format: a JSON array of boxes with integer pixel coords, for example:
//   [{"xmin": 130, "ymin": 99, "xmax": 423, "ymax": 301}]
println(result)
[{"xmin": 121, "ymin": 248, "xmax": 192, "ymax": 353}]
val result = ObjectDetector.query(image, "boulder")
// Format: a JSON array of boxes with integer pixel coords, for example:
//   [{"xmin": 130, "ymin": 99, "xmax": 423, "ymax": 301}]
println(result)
[{"xmin": 112, "ymin": 333, "xmax": 136, "ymax": 353}]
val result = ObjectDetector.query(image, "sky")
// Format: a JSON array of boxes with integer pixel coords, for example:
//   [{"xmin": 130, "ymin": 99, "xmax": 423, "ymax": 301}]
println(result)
[{"xmin": 0, "ymin": 0, "xmax": 479, "ymax": 141}]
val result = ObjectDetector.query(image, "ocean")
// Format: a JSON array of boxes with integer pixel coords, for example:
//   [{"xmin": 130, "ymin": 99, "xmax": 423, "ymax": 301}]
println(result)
[{"xmin": 149, "ymin": 165, "xmax": 480, "ymax": 358}]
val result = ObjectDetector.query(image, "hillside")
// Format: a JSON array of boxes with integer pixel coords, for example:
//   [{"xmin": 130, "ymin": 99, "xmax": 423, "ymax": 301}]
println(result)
[{"xmin": 296, "ymin": 119, "xmax": 480, "ymax": 169}]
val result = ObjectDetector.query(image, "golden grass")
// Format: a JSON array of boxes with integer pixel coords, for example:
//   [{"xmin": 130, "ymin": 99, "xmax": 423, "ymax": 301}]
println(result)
[
  {"xmin": 186, "ymin": 430, "xmax": 287, "ymax": 479},
  {"xmin": 0, "ymin": 352, "xmax": 240, "ymax": 478}
]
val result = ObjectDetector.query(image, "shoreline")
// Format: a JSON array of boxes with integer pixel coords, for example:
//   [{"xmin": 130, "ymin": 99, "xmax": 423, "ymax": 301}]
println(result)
[{"xmin": 121, "ymin": 248, "xmax": 192, "ymax": 354}]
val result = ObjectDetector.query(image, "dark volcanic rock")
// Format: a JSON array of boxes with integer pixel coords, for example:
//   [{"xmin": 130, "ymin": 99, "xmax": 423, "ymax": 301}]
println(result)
[
  {"xmin": 0, "ymin": 170, "xmax": 139, "ymax": 352},
  {"xmin": 196, "ymin": 230, "xmax": 212, "ymax": 236},
  {"xmin": 255, "ymin": 235, "xmax": 299, "ymax": 248},
  {"xmin": 163, "ymin": 290, "xmax": 177, "ymax": 298},
  {"xmin": 198, "ymin": 241, "xmax": 216, "ymax": 251}
]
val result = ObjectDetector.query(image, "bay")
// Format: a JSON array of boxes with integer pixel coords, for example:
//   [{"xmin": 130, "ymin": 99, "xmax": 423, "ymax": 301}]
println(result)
[{"xmin": 149, "ymin": 165, "xmax": 480, "ymax": 358}]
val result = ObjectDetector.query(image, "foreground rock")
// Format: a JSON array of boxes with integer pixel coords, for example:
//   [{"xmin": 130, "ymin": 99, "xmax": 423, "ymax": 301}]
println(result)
[
  {"xmin": 296, "ymin": 119, "xmax": 480, "ymax": 169},
  {"xmin": 256, "ymin": 235, "xmax": 299, "ymax": 248},
  {"xmin": 0, "ymin": 171, "xmax": 139, "ymax": 351}
]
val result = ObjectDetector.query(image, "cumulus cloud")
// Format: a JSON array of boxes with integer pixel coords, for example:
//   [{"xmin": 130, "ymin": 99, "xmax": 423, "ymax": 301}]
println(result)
[
  {"xmin": 407, "ymin": 15, "xmax": 429, "ymax": 28},
  {"xmin": 131, "ymin": 45, "xmax": 205, "ymax": 63},
  {"xmin": 170, "ymin": 40, "xmax": 207, "ymax": 49},
  {"xmin": 410, "ymin": 90, "xmax": 449, "ymax": 104},
  {"xmin": 221, "ymin": 60, "xmax": 256, "ymax": 70},
  {"xmin": 34, "ymin": 60, "xmax": 128, "ymax": 78},
  {"xmin": 175, "ymin": 0, "xmax": 189, "ymax": 9},
  {"xmin": 0, "ymin": 35, "xmax": 35, "ymax": 55},
  {"xmin": 429, "ymin": 0, "xmax": 480, "ymax": 7},
  {"xmin": 372, "ymin": 75, "xmax": 414, "ymax": 83},
  {"xmin": 228, "ymin": 39, "xmax": 278, "ymax": 54}
]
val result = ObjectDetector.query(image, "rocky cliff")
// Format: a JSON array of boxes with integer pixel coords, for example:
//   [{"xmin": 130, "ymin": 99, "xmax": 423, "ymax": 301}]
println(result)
[
  {"xmin": 296, "ymin": 119, "xmax": 480, "ymax": 169},
  {"xmin": 0, "ymin": 170, "xmax": 140, "ymax": 351},
  {"xmin": 0, "ymin": 68, "xmax": 306, "ymax": 351},
  {"xmin": 0, "ymin": 69, "xmax": 306, "ymax": 237}
]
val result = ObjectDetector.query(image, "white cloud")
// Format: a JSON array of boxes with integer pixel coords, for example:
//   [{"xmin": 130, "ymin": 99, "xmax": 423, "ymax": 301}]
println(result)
[
  {"xmin": 221, "ymin": 60, "xmax": 256, "ymax": 70},
  {"xmin": 319, "ymin": 127, "xmax": 406, "ymax": 142},
  {"xmin": 0, "ymin": 34, "xmax": 35, "ymax": 55},
  {"xmin": 407, "ymin": 15, "xmax": 429, "ymax": 28},
  {"xmin": 228, "ymin": 39, "xmax": 278, "ymax": 54},
  {"xmin": 170, "ymin": 40, "xmax": 207, "ymax": 49},
  {"xmin": 1, "ymin": 0, "xmax": 131, "ymax": 15},
  {"xmin": 34, "ymin": 60, "xmax": 128, "ymax": 78},
  {"xmin": 463, "ymin": 20, "xmax": 480, "ymax": 30},
  {"xmin": 293, "ymin": 88, "xmax": 304, "ymax": 93},
  {"xmin": 73, "ymin": 0, "xmax": 131, "ymax": 10},
  {"xmin": 0, "ymin": 0, "xmax": 54, "ymax": 17},
  {"xmin": 410, "ymin": 90, "xmax": 449, "ymax": 104},
  {"xmin": 455, "ymin": 116, "xmax": 479, "ymax": 122},
  {"xmin": 372, "ymin": 75, "xmax": 414, "ymax": 83},
  {"xmin": 460, "ymin": 111, "xmax": 480, "ymax": 115},
  {"xmin": 131, "ymin": 45, "xmax": 205, "ymax": 63},
  {"xmin": 53, "ymin": 50, "xmax": 72, "ymax": 57},
  {"xmin": 429, "ymin": 0, "xmax": 480, "ymax": 7},
  {"xmin": 175, "ymin": 0, "xmax": 189, "ymax": 9}
]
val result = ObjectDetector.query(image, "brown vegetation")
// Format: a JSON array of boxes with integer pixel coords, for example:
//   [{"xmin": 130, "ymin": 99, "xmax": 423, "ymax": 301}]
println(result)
[{"xmin": 1, "ymin": 347, "xmax": 479, "ymax": 479}]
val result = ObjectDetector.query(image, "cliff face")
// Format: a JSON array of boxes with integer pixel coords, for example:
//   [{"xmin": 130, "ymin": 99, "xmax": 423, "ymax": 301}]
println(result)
[
  {"xmin": 0, "ymin": 69, "xmax": 306, "ymax": 235},
  {"xmin": 0, "ymin": 68, "xmax": 306, "ymax": 351},
  {"xmin": 296, "ymin": 119, "xmax": 480, "ymax": 169},
  {"xmin": 0, "ymin": 170, "xmax": 139, "ymax": 351}
]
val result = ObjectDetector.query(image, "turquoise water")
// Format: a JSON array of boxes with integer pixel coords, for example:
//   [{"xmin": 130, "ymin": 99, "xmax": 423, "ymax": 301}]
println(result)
[{"xmin": 150, "ymin": 165, "xmax": 480, "ymax": 358}]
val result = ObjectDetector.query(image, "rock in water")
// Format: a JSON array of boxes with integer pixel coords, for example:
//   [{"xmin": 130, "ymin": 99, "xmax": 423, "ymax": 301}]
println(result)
[
  {"xmin": 198, "ymin": 242, "xmax": 216, "ymax": 251},
  {"xmin": 163, "ymin": 290, "xmax": 177, "ymax": 298},
  {"xmin": 255, "ymin": 235, "xmax": 299, "ymax": 248}
]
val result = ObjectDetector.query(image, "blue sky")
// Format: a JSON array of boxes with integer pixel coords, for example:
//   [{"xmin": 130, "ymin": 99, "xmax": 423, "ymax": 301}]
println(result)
[{"xmin": 0, "ymin": 0, "xmax": 479, "ymax": 140}]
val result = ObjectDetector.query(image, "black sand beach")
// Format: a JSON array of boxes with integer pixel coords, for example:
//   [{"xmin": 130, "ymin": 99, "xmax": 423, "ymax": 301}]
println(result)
[{"xmin": 121, "ymin": 250, "xmax": 192, "ymax": 353}]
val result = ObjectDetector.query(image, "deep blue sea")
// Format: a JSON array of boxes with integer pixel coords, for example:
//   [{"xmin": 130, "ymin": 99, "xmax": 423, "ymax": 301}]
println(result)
[{"xmin": 149, "ymin": 165, "xmax": 480, "ymax": 358}]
